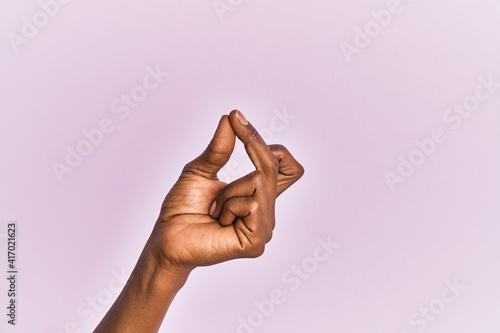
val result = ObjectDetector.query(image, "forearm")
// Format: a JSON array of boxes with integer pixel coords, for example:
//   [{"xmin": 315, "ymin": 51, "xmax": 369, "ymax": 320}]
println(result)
[{"xmin": 94, "ymin": 245, "xmax": 190, "ymax": 333}]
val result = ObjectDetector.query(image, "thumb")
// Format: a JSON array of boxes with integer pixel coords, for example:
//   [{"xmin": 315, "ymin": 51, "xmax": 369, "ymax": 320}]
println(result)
[{"xmin": 182, "ymin": 115, "xmax": 236, "ymax": 179}]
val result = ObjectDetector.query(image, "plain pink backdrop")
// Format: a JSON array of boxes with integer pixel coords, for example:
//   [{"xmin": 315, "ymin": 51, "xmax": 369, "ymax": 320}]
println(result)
[{"xmin": 1, "ymin": 1, "xmax": 499, "ymax": 332}]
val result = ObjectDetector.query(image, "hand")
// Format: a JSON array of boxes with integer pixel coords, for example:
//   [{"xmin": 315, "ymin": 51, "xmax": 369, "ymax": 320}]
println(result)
[
  {"xmin": 94, "ymin": 110, "xmax": 304, "ymax": 333},
  {"xmin": 147, "ymin": 110, "xmax": 304, "ymax": 274}
]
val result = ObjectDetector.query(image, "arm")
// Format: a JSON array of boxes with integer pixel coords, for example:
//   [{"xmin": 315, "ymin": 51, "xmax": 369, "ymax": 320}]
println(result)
[
  {"xmin": 93, "ymin": 246, "xmax": 187, "ymax": 333},
  {"xmin": 94, "ymin": 110, "xmax": 304, "ymax": 332}
]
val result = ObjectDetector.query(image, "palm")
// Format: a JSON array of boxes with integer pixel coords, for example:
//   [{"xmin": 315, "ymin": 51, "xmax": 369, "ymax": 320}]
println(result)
[{"xmin": 154, "ymin": 173, "xmax": 242, "ymax": 267}]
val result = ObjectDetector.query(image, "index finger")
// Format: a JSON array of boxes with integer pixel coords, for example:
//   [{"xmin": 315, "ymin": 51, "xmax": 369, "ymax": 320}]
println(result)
[{"xmin": 228, "ymin": 110, "xmax": 278, "ymax": 177}]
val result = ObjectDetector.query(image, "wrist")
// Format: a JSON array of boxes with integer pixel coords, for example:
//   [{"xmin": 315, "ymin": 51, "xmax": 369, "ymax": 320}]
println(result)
[
  {"xmin": 94, "ymin": 240, "xmax": 191, "ymax": 333},
  {"xmin": 137, "ymin": 240, "xmax": 191, "ymax": 292}
]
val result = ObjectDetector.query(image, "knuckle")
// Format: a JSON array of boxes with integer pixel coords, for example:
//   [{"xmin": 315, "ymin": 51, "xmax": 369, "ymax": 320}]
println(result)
[
  {"xmin": 181, "ymin": 161, "xmax": 211, "ymax": 179},
  {"xmin": 246, "ymin": 170, "xmax": 260, "ymax": 182},
  {"xmin": 248, "ymin": 127, "xmax": 261, "ymax": 141},
  {"xmin": 249, "ymin": 199, "xmax": 260, "ymax": 213},
  {"xmin": 265, "ymin": 230, "xmax": 273, "ymax": 243},
  {"xmin": 216, "ymin": 186, "xmax": 231, "ymax": 204},
  {"xmin": 217, "ymin": 191, "xmax": 228, "ymax": 205},
  {"xmin": 206, "ymin": 144, "xmax": 231, "ymax": 159},
  {"xmin": 182, "ymin": 161, "xmax": 194, "ymax": 173},
  {"xmin": 270, "ymin": 156, "xmax": 279, "ymax": 173},
  {"xmin": 248, "ymin": 242, "xmax": 265, "ymax": 258},
  {"xmin": 295, "ymin": 162, "xmax": 305, "ymax": 178},
  {"xmin": 253, "ymin": 171, "xmax": 267, "ymax": 185},
  {"xmin": 269, "ymin": 144, "xmax": 287, "ymax": 154}
]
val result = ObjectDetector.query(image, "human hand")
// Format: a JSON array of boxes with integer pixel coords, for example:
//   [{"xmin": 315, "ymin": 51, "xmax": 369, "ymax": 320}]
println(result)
[
  {"xmin": 146, "ymin": 110, "xmax": 304, "ymax": 275},
  {"xmin": 94, "ymin": 110, "xmax": 304, "ymax": 333}
]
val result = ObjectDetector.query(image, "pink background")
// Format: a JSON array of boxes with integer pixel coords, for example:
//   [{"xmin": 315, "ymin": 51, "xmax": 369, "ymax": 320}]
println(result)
[{"xmin": 1, "ymin": 1, "xmax": 499, "ymax": 332}]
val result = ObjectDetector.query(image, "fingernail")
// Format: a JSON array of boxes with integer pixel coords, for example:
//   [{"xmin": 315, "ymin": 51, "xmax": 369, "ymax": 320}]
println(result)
[
  {"xmin": 209, "ymin": 201, "xmax": 217, "ymax": 216},
  {"xmin": 235, "ymin": 110, "xmax": 248, "ymax": 125}
]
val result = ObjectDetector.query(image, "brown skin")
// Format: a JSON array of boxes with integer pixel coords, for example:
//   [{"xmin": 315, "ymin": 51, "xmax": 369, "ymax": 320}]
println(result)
[{"xmin": 94, "ymin": 110, "xmax": 304, "ymax": 333}]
